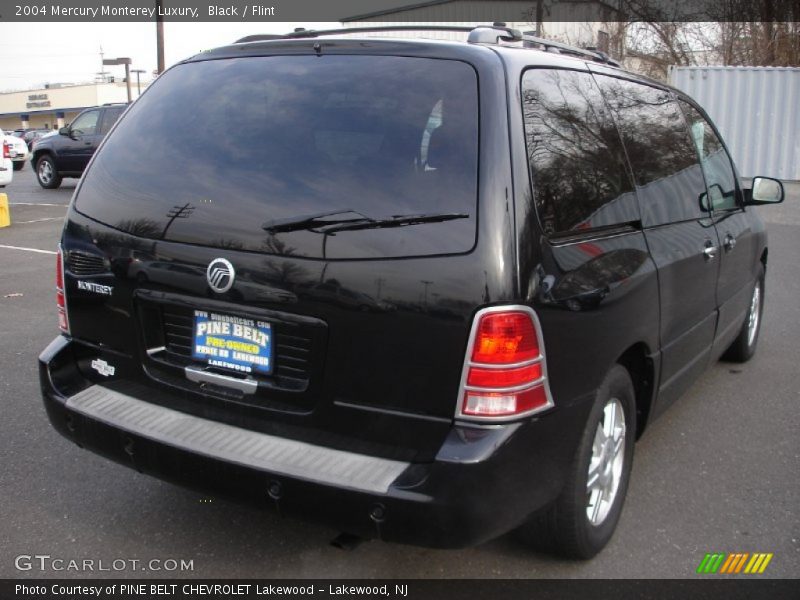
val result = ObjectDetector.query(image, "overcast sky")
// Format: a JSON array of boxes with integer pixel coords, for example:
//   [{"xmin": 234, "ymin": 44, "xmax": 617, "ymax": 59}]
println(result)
[{"xmin": 0, "ymin": 22, "xmax": 340, "ymax": 92}]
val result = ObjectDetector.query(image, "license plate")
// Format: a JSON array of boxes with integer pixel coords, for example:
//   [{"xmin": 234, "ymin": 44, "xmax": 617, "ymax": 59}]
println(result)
[{"xmin": 192, "ymin": 310, "xmax": 272, "ymax": 375}]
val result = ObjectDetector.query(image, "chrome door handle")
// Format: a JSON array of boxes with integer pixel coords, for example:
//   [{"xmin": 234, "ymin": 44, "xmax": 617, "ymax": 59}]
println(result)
[
  {"xmin": 724, "ymin": 234, "xmax": 737, "ymax": 251},
  {"xmin": 185, "ymin": 366, "xmax": 257, "ymax": 394},
  {"xmin": 703, "ymin": 245, "xmax": 718, "ymax": 261}
]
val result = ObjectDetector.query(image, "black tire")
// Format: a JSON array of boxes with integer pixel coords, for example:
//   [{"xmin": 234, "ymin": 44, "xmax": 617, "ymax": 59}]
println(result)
[
  {"xmin": 12, "ymin": 161, "xmax": 24, "ymax": 171},
  {"xmin": 519, "ymin": 364, "xmax": 636, "ymax": 559},
  {"xmin": 722, "ymin": 266, "xmax": 765, "ymax": 363},
  {"xmin": 35, "ymin": 154, "xmax": 62, "ymax": 189}
]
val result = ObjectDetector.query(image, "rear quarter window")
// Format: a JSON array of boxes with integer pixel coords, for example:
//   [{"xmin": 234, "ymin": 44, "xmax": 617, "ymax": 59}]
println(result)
[{"xmin": 521, "ymin": 68, "xmax": 638, "ymax": 236}]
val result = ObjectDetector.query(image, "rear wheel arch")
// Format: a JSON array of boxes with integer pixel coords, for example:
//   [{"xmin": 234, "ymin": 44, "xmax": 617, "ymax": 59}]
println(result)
[{"xmin": 616, "ymin": 342, "xmax": 655, "ymax": 440}]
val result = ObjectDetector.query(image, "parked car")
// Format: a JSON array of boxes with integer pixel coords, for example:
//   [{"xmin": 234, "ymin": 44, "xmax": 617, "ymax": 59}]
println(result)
[
  {"xmin": 1, "ymin": 129, "xmax": 29, "ymax": 171},
  {"xmin": 23, "ymin": 129, "xmax": 51, "ymax": 151},
  {"xmin": 39, "ymin": 25, "xmax": 785, "ymax": 559},
  {"xmin": 0, "ymin": 140, "xmax": 13, "ymax": 187},
  {"xmin": 30, "ymin": 103, "xmax": 125, "ymax": 188}
]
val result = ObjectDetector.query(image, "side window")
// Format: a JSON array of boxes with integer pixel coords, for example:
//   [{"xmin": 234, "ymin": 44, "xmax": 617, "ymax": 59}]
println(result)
[
  {"xmin": 521, "ymin": 68, "xmax": 638, "ymax": 235},
  {"xmin": 70, "ymin": 110, "xmax": 100, "ymax": 136},
  {"xmin": 594, "ymin": 76, "xmax": 708, "ymax": 227},
  {"xmin": 98, "ymin": 107, "xmax": 124, "ymax": 135},
  {"xmin": 679, "ymin": 100, "xmax": 739, "ymax": 211}
]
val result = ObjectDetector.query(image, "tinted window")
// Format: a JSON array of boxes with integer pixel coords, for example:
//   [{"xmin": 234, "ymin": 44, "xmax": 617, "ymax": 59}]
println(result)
[
  {"xmin": 75, "ymin": 56, "xmax": 479, "ymax": 259},
  {"xmin": 680, "ymin": 100, "xmax": 739, "ymax": 211},
  {"xmin": 70, "ymin": 110, "xmax": 100, "ymax": 136},
  {"xmin": 594, "ymin": 76, "xmax": 708, "ymax": 226},
  {"xmin": 521, "ymin": 69, "xmax": 637, "ymax": 235},
  {"xmin": 99, "ymin": 107, "xmax": 124, "ymax": 135}
]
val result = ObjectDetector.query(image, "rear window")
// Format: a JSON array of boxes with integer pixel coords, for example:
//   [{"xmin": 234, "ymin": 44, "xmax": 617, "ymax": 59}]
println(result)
[
  {"xmin": 75, "ymin": 55, "xmax": 479, "ymax": 259},
  {"xmin": 98, "ymin": 107, "xmax": 124, "ymax": 135}
]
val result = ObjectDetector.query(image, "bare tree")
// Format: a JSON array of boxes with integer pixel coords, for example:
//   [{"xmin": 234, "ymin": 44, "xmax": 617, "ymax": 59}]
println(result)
[{"xmin": 621, "ymin": 0, "xmax": 799, "ymax": 78}]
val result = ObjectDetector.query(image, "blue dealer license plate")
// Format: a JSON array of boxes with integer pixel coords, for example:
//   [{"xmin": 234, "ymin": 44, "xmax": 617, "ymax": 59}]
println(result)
[{"xmin": 192, "ymin": 310, "xmax": 273, "ymax": 375}]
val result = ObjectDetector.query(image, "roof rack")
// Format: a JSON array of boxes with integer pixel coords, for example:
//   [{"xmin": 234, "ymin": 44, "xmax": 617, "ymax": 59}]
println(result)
[
  {"xmin": 521, "ymin": 32, "xmax": 620, "ymax": 67},
  {"xmin": 234, "ymin": 24, "xmax": 620, "ymax": 67},
  {"xmin": 236, "ymin": 25, "xmax": 473, "ymax": 44}
]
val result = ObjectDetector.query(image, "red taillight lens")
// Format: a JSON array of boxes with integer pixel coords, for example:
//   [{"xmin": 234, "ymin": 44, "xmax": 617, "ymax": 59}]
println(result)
[
  {"xmin": 56, "ymin": 249, "xmax": 64, "ymax": 289},
  {"xmin": 2, "ymin": 142, "xmax": 9, "ymax": 158},
  {"xmin": 56, "ymin": 247, "xmax": 69, "ymax": 334},
  {"xmin": 467, "ymin": 362, "xmax": 542, "ymax": 388},
  {"xmin": 471, "ymin": 312, "xmax": 539, "ymax": 364},
  {"xmin": 460, "ymin": 308, "xmax": 551, "ymax": 419}
]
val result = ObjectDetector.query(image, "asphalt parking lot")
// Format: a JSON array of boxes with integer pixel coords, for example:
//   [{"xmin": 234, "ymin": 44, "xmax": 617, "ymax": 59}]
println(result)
[{"xmin": 0, "ymin": 165, "xmax": 798, "ymax": 579}]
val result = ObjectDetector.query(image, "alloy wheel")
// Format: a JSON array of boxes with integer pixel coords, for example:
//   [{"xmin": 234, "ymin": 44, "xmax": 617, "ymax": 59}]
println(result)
[
  {"xmin": 39, "ymin": 160, "xmax": 53, "ymax": 185},
  {"xmin": 586, "ymin": 397, "xmax": 626, "ymax": 526}
]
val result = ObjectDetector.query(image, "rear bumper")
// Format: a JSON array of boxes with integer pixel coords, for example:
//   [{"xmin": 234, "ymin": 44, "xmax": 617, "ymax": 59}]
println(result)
[{"xmin": 39, "ymin": 336, "xmax": 590, "ymax": 548}]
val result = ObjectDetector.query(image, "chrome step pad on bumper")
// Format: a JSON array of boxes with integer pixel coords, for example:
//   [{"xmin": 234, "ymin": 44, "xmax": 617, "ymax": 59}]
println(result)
[{"xmin": 66, "ymin": 385, "xmax": 409, "ymax": 494}]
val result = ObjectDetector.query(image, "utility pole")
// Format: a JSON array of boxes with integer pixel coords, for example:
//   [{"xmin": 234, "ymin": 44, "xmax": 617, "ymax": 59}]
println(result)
[
  {"xmin": 375, "ymin": 277, "xmax": 385, "ymax": 300},
  {"xmin": 103, "ymin": 57, "xmax": 133, "ymax": 103},
  {"xmin": 535, "ymin": 0, "xmax": 543, "ymax": 37},
  {"xmin": 421, "ymin": 280, "xmax": 433, "ymax": 307},
  {"xmin": 156, "ymin": 0, "xmax": 165, "ymax": 73},
  {"xmin": 131, "ymin": 69, "xmax": 146, "ymax": 95},
  {"xmin": 162, "ymin": 203, "xmax": 195, "ymax": 238},
  {"xmin": 98, "ymin": 45, "xmax": 107, "ymax": 82}
]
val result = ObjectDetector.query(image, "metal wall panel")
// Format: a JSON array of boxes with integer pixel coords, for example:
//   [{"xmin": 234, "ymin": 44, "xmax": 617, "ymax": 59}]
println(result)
[{"xmin": 670, "ymin": 66, "xmax": 800, "ymax": 180}]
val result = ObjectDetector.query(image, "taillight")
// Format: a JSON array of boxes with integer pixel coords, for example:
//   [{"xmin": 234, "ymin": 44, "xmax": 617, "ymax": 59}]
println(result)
[
  {"xmin": 457, "ymin": 306, "xmax": 553, "ymax": 420},
  {"xmin": 56, "ymin": 245, "xmax": 70, "ymax": 334},
  {"xmin": 2, "ymin": 141, "xmax": 9, "ymax": 158}
]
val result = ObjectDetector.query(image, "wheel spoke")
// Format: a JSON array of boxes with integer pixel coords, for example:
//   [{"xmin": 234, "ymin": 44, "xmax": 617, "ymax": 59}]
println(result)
[
  {"xmin": 747, "ymin": 284, "xmax": 760, "ymax": 346},
  {"xmin": 604, "ymin": 401, "xmax": 616, "ymax": 438},
  {"xmin": 590, "ymin": 488, "xmax": 604, "ymax": 522},
  {"xmin": 613, "ymin": 430, "xmax": 625, "ymax": 456},
  {"xmin": 586, "ymin": 459, "xmax": 602, "ymax": 490},
  {"xmin": 594, "ymin": 423, "xmax": 606, "ymax": 448}
]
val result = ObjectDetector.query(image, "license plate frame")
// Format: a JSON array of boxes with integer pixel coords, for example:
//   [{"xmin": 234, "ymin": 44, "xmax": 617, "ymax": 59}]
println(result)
[{"xmin": 191, "ymin": 309, "xmax": 273, "ymax": 375}]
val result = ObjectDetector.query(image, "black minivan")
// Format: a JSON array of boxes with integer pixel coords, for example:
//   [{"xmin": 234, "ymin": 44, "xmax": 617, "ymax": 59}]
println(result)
[{"xmin": 39, "ymin": 26, "xmax": 785, "ymax": 558}]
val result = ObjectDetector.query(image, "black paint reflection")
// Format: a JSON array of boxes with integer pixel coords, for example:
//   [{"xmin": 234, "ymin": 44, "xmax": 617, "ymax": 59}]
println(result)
[{"xmin": 538, "ymin": 247, "xmax": 649, "ymax": 311}]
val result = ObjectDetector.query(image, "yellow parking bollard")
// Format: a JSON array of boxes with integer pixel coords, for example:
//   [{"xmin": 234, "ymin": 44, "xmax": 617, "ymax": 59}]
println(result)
[{"xmin": 0, "ymin": 193, "xmax": 10, "ymax": 228}]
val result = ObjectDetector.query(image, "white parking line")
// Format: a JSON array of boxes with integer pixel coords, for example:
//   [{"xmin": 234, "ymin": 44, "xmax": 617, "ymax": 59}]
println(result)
[
  {"xmin": 0, "ymin": 244, "xmax": 56, "ymax": 255},
  {"xmin": 8, "ymin": 202, "xmax": 68, "ymax": 207},
  {"xmin": 15, "ymin": 217, "xmax": 64, "ymax": 224}
]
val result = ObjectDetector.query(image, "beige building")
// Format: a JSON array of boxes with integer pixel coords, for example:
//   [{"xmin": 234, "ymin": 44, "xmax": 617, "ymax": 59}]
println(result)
[{"xmin": 0, "ymin": 81, "xmax": 142, "ymax": 131}]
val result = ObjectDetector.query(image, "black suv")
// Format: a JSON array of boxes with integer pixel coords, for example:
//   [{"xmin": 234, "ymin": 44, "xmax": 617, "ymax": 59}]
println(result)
[
  {"xmin": 39, "ymin": 26, "xmax": 784, "ymax": 558},
  {"xmin": 31, "ymin": 103, "xmax": 125, "ymax": 189}
]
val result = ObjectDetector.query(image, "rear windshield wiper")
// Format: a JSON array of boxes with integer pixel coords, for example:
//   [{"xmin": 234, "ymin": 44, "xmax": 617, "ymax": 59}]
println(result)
[
  {"xmin": 262, "ymin": 209, "xmax": 372, "ymax": 233},
  {"xmin": 263, "ymin": 211, "xmax": 469, "ymax": 235},
  {"xmin": 313, "ymin": 212, "xmax": 470, "ymax": 234}
]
